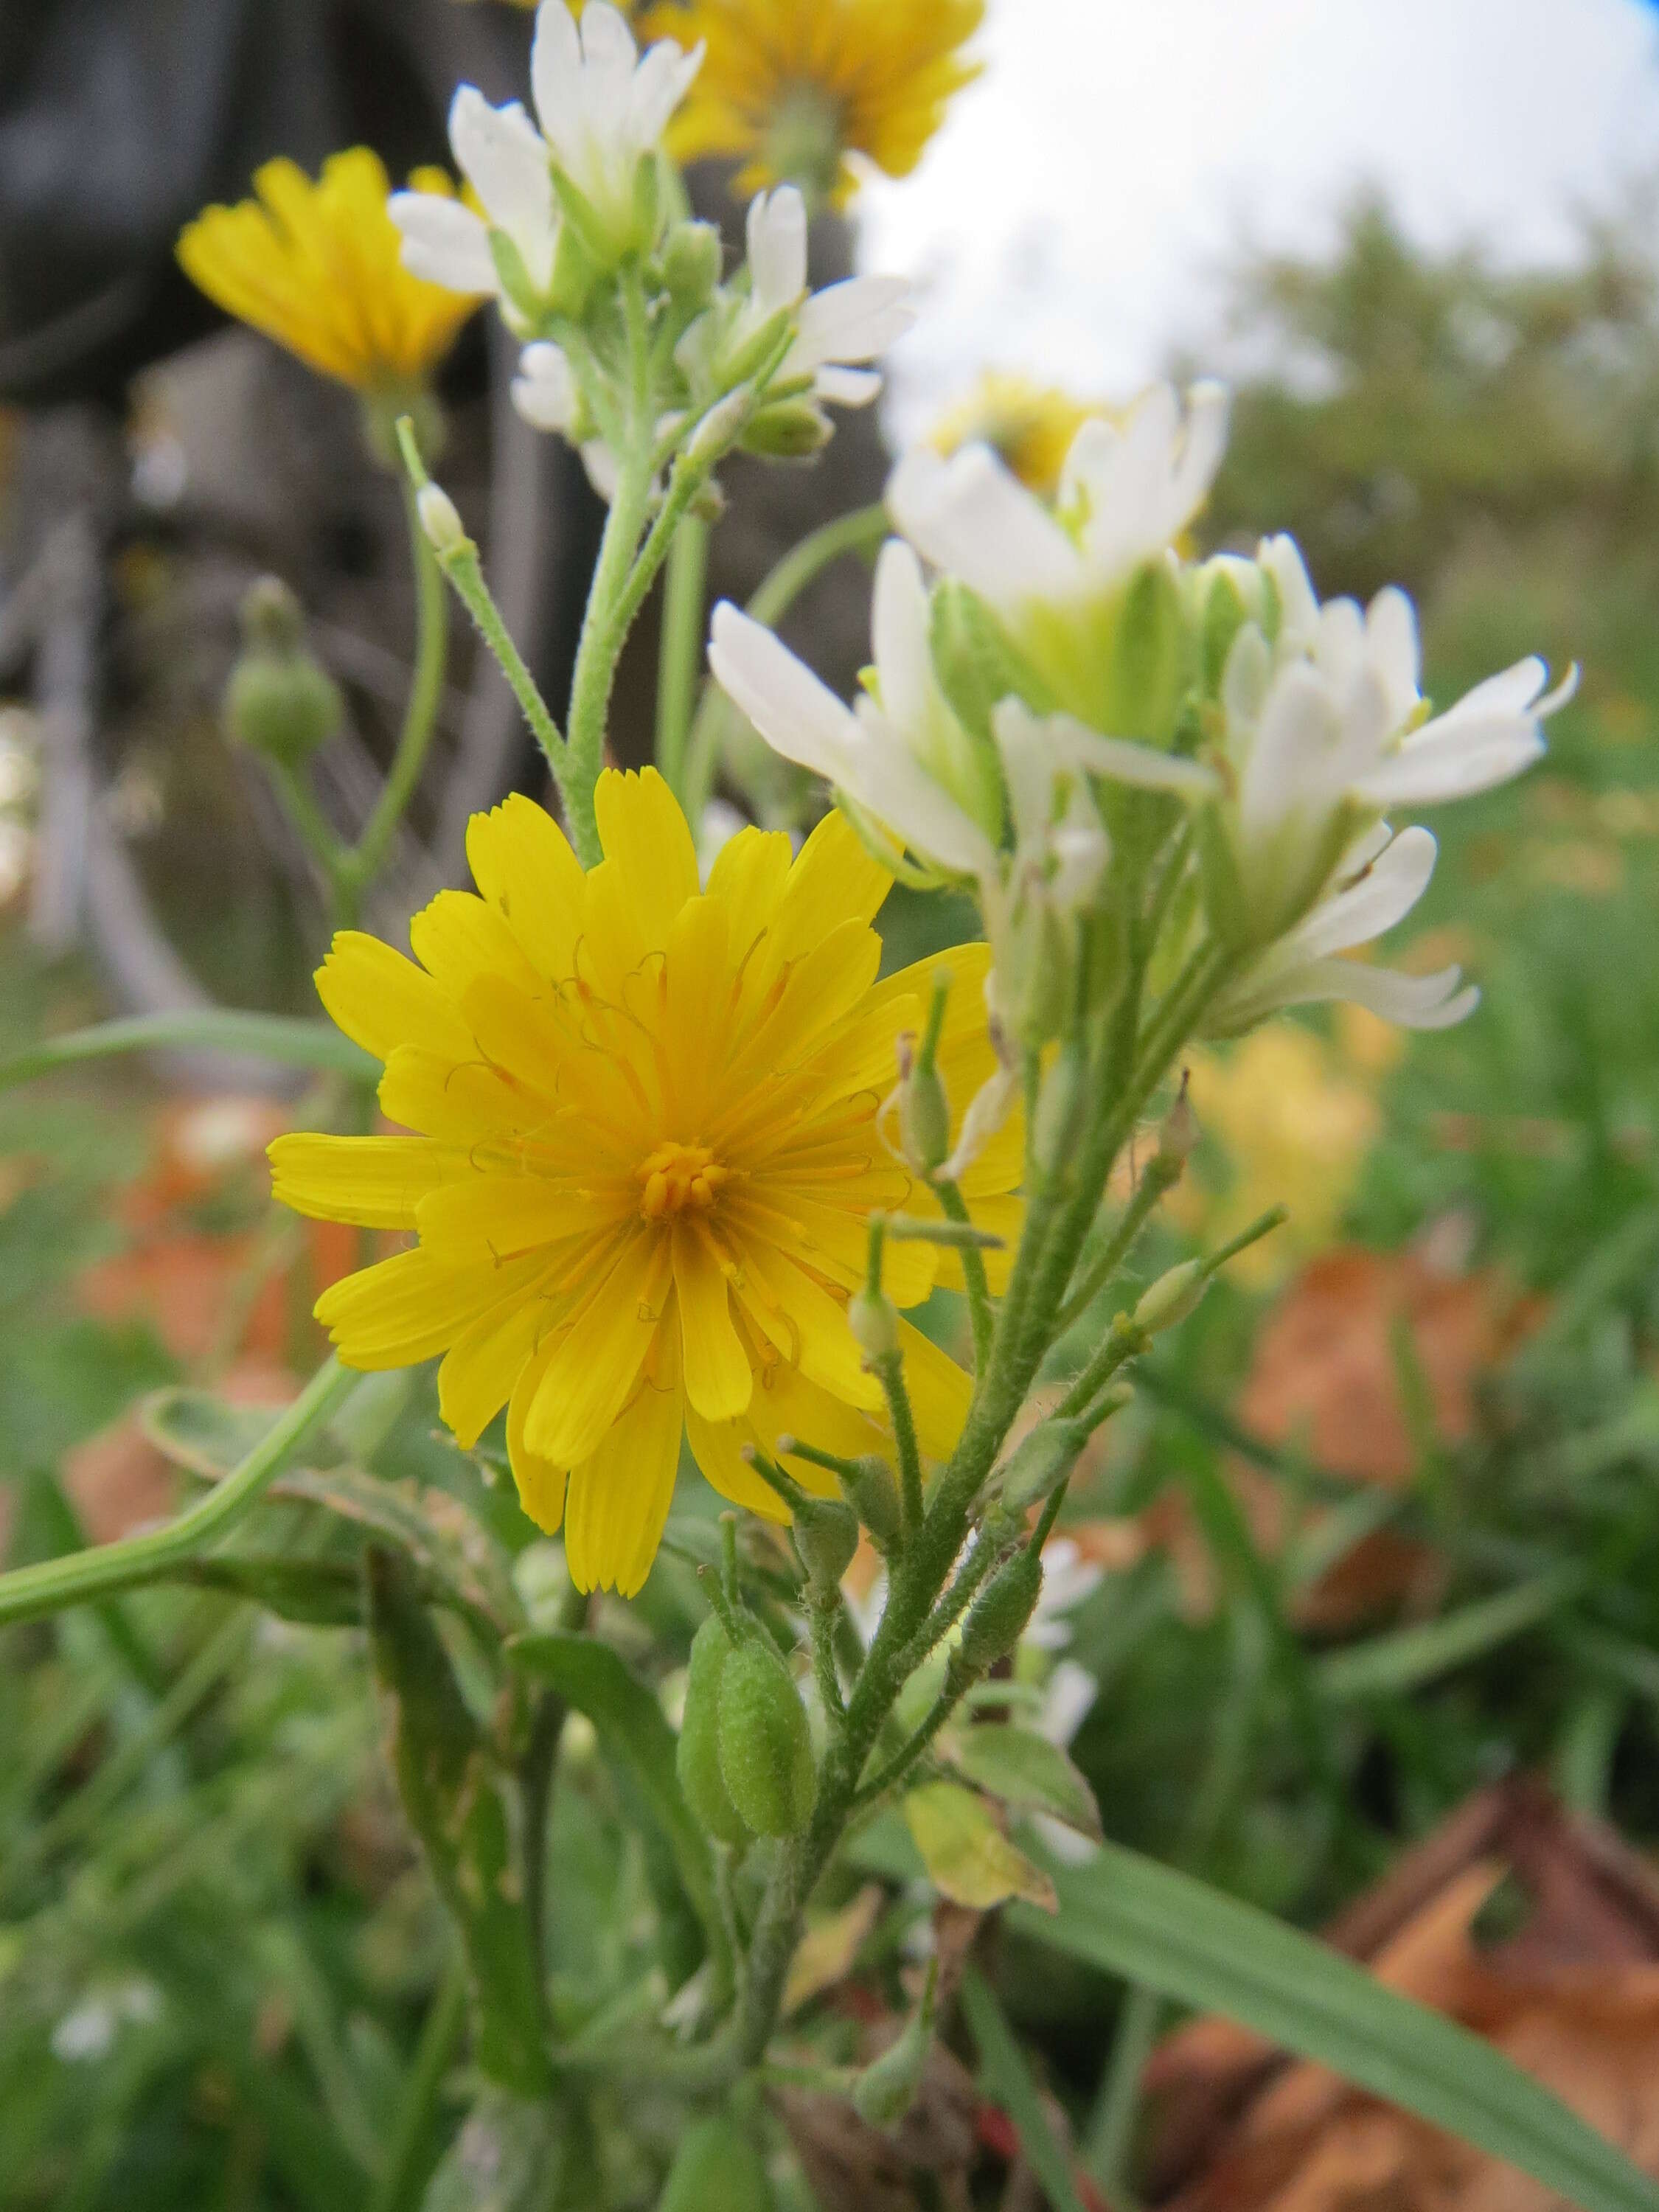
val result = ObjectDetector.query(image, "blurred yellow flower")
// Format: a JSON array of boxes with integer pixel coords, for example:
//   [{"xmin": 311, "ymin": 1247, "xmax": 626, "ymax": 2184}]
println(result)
[
  {"xmin": 269, "ymin": 771, "xmax": 1013, "ymax": 1595},
  {"xmin": 651, "ymin": 0, "xmax": 984, "ymax": 208},
  {"xmin": 930, "ymin": 373, "xmax": 1102, "ymax": 499},
  {"xmin": 1176, "ymin": 1027, "xmax": 1380, "ymax": 1287},
  {"xmin": 177, "ymin": 150, "xmax": 484, "ymax": 395}
]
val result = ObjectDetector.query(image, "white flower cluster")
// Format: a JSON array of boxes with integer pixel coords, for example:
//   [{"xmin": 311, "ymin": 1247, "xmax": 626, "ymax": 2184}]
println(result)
[
  {"xmin": 389, "ymin": 1, "xmax": 912, "ymax": 503},
  {"xmin": 711, "ymin": 380, "xmax": 1573, "ymax": 1046}
]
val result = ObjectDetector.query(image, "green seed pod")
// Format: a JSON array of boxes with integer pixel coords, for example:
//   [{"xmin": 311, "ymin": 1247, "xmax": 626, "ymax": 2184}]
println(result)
[
  {"xmin": 847, "ymin": 1287, "xmax": 900, "ymax": 1366},
  {"xmin": 659, "ymin": 2114, "xmax": 774, "ymax": 2212},
  {"xmin": 223, "ymin": 580, "xmax": 344, "ymax": 768},
  {"xmin": 956, "ymin": 1547, "xmax": 1044, "ymax": 1676},
  {"xmin": 1133, "ymin": 1257, "xmax": 1208, "ymax": 1337},
  {"xmin": 852, "ymin": 1962, "xmax": 938, "ymax": 2129},
  {"xmin": 997, "ymin": 1418, "xmax": 1093, "ymax": 1513},
  {"xmin": 793, "ymin": 1491, "xmax": 860, "ymax": 1593},
  {"xmin": 716, "ymin": 1636, "xmax": 815, "ymax": 1837},
  {"xmin": 839, "ymin": 1455, "xmax": 902, "ymax": 1553},
  {"xmin": 676, "ymin": 1618, "xmax": 751, "ymax": 1848}
]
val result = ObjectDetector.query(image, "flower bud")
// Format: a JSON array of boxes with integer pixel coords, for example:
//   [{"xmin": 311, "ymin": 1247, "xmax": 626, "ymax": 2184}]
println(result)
[
  {"xmin": 847, "ymin": 1287, "xmax": 901, "ymax": 1366},
  {"xmin": 955, "ymin": 1547, "xmax": 1044, "ymax": 1677},
  {"xmin": 660, "ymin": 2115, "xmax": 773, "ymax": 2212},
  {"xmin": 1157, "ymin": 1074, "xmax": 1199, "ymax": 1169},
  {"xmin": 852, "ymin": 1961, "xmax": 938, "ymax": 2128},
  {"xmin": 660, "ymin": 220, "xmax": 723, "ymax": 309},
  {"xmin": 997, "ymin": 1418, "xmax": 1093, "ymax": 1513},
  {"xmin": 676, "ymin": 1616, "xmax": 752, "ymax": 1848},
  {"xmin": 417, "ymin": 481, "xmax": 468, "ymax": 556},
  {"xmin": 838, "ymin": 1454, "xmax": 902, "ymax": 1553},
  {"xmin": 742, "ymin": 397, "xmax": 832, "ymax": 459},
  {"xmin": 895, "ymin": 1031, "xmax": 951, "ymax": 1176},
  {"xmin": 1133, "ymin": 1257, "xmax": 1208, "ymax": 1337},
  {"xmin": 686, "ymin": 389, "xmax": 752, "ymax": 467},
  {"xmin": 1097, "ymin": 557, "xmax": 1184, "ymax": 743},
  {"xmin": 716, "ymin": 1636, "xmax": 816, "ymax": 1837},
  {"xmin": 793, "ymin": 1491, "xmax": 860, "ymax": 1595},
  {"xmin": 223, "ymin": 580, "xmax": 344, "ymax": 767}
]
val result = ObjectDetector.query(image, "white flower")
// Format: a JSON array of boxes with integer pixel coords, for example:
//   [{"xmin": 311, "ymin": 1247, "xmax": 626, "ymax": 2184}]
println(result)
[
  {"xmin": 511, "ymin": 340, "xmax": 580, "ymax": 434},
  {"xmin": 741, "ymin": 188, "xmax": 914, "ymax": 410},
  {"xmin": 888, "ymin": 380, "xmax": 1231, "ymax": 626},
  {"xmin": 530, "ymin": 0, "xmax": 701, "ymax": 250},
  {"xmin": 392, "ymin": 88, "xmax": 558, "ymax": 312},
  {"xmin": 1212, "ymin": 821, "xmax": 1479, "ymax": 1034},
  {"xmin": 1210, "ymin": 536, "xmax": 1576, "ymax": 939}
]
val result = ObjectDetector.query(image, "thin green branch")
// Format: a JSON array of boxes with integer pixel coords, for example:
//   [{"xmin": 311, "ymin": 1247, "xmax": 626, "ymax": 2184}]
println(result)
[
  {"xmin": 936, "ymin": 1178, "xmax": 995, "ymax": 1375},
  {"xmin": 656, "ymin": 514, "xmax": 709, "ymax": 803},
  {"xmin": 367, "ymin": 1950, "xmax": 468, "ymax": 2212}
]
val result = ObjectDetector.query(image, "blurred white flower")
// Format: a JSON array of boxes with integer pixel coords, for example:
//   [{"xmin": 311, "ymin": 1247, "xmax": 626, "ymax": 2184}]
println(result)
[
  {"xmin": 531, "ymin": 1, "xmax": 702, "ymax": 252},
  {"xmin": 393, "ymin": 88, "xmax": 558, "ymax": 313},
  {"xmin": 739, "ymin": 187, "xmax": 914, "ymax": 409}
]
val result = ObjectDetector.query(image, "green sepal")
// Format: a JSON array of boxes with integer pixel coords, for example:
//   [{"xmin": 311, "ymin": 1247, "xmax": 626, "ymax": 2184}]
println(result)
[{"xmin": 1098, "ymin": 557, "xmax": 1187, "ymax": 744}]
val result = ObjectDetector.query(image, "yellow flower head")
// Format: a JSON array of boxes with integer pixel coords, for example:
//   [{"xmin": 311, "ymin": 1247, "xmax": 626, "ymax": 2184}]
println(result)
[
  {"xmin": 650, "ymin": 0, "xmax": 984, "ymax": 208},
  {"xmin": 930, "ymin": 373, "xmax": 1104, "ymax": 501},
  {"xmin": 270, "ymin": 771, "xmax": 1020, "ymax": 1596},
  {"xmin": 177, "ymin": 150, "xmax": 485, "ymax": 395}
]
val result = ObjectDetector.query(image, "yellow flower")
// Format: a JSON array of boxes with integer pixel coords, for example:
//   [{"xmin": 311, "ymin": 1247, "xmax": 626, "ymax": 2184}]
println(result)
[
  {"xmin": 930, "ymin": 373, "xmax": 1103, "ymax": 500},
  {"xmin": 269, "ymin": 771, "xmax": 1019, "ymax": 1595},
  {"xmin": 177, "ymin": 149, "xmax": 484, "ymax": 395},
  {"xmin": 650, "ymin": 0, "xmax": 984, "ymax": 208}
]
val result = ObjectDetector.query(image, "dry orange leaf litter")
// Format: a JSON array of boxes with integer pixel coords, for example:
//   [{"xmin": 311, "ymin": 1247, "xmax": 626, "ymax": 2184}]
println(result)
[{"xmin": 1143, "ymin": 1780, "xmax": 1659, "ymax": 2211}]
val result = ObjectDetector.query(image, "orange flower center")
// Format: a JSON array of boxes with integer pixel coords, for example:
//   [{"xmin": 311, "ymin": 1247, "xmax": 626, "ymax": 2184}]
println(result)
[{"xmin": 637, "ymin": 1140, "xmax": 729, "ymax": 1222}]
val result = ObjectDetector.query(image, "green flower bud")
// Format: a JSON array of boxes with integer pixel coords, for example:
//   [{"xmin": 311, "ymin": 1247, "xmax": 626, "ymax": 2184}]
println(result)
[
  {"xmin": 660, "ymin": 2115, "xmax": 774, "ymax": 2212},
  {"xmin": 838, "ymin": 1455, "xmax": 902, "ymax": 1553},
  {"xmin": 223, "ymin": 580, "xmax": 344, "ymax": 767},
  {"xmin": 661, "ymin": 219, "xmax": 723, "ymax": 309},
  {"xmin": 852, "ymin": 1961, "xmax": 937, "ymax": 2129},
  {"xmin": 997, "ymin": 1418, "xmax": 1093, "ymax": 1513},
  {"xmin": 742, "ymin": 397, "xmax": 832, "ymax": 458},
  {"xmin": 716, "ymin": 1637, "xmax": 815, "ymax": 1837},
  {"xmin": 956, "ymin": 1547, "xmax": 1043, "ymax": 1677},
  {"xmin": 676, "ymin": 1617, "xmax": 751, "ymax": 1848},
  {"xmin": 793, "ymin": 1492, "xmax": 860, "ymax": 1594},
  {"xmin": 896, "ymin": 1030, "xmax": 952, "ymax": 1175},
  {"xmin": 1133, "ymin": 1257, "xmax": 1208, "ymax": 1336},
  {"xmin": 847, "ymin": 1287, "xmax": 901, "ymax": 1366},
  {"xmin": 417, "ymin": 483, "xmax": 468, "ymax": 556}
]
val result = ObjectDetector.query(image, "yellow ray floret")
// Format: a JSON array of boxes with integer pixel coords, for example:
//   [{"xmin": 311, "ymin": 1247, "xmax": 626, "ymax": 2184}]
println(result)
[
  {"xmin": 271, "ymin": 769, "xmax": 1022, "ymax": 1596},
  {"xmin": 178, "ymin": 148, "xmax": 484, "ymax": 394},
  {"xmin": 931, "ymin": 373, "xmax": 1106, "ymax": 500},
  {"xmin": 650, "ymin": 0, "xmax": 984, "ymax": 208}
]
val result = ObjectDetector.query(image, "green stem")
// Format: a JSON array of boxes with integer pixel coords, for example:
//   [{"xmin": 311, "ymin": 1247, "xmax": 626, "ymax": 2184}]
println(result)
[
  {"xmin": 344, "ymin": 481, "xmax": 450, "ymax": 907},
  {"xmin": 810, "ymin": 1599, "xmax": 847, "ymax": 1723},
  {"xmin": 684, "ymin": 500, "xmax": 890, "ymax": 823},
  {"xmin": 271, "ymin": 760, "xmax": 353, "ymax": 917},
  {"xmin": 853, "ymin": 1666, "xmax": 972, "ymax": 1807},
  {"xmin": 936, "ymin": 1179, "xmax": 995, "ymax": 1376},
  {"xmin": 368, "ymin": 1950, "xmax": 468, "ymax": 2212},
  {"xmin": 655, "ymin": 514, "xmax": 708, "ymax": 804},
  {"xmin": 876, "ymin": 1352, "xmax": 925, "ymax": 1538},
  {"xmin": 1055, "ymin": 1151, "xmax": 1183, "ymax": 1335},
  {"xmin": 0, "ymin": 1358, "xmax": 354, "ymax": 1629}
]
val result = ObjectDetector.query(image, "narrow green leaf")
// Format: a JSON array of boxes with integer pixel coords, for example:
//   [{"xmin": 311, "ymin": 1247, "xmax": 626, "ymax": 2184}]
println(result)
[
  {"xmin": 0, "ymin": 1011, "xmax": 375, "ymax": 1091},
  {"xmin": 1010, "ymin": 1841, "xmax": 1659, "ymax": 2212},
  {"xmin": 1317, "ymin": 1570, "xmax": 1587, "ymax": 1702},
  {"xmin": 140, "ymin": 1387, "xmax": 291, "ymax": 1481},
  {"xmin": 947, "ymin": 1725, "xmax": 1102, "ymax": 1840},
  {"xmin": 959, "ymin": 1966, "xmax": 1088, "ymax": 2212},
  {"xmin": 507, "ymin": 1631, "xmax": 714, "ymax": 1927}
]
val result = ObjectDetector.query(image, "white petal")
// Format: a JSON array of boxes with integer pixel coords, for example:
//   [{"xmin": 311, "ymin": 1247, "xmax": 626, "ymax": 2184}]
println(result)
[
  {"xmin": 1259, "ymin": 533, "xmax": 1320, "ymax": 648},
  {"xmin": 630, "ymin": 36, "xmax": 703, "ymax": 147},
  {"xmin": 1364, "ymin": 585, "xmax": 1421, "ymax": 724},
  {"xmin": 1224, "ymin": 956, "xmax": 1478, "ymax": 1032},
  {"xmin": 888, "ymin": 445, "xmax": 1081, "ymax": 611},
  {"xmin": 580, "ymin": 1, "xmax": 638, "ymax": 90},
  {"xmin": 511, "ymin": 342, "xmax": 577, "ymax": 433},
  {"xmin": 1040, "ymin": 711, "xmax": 1222, "ymax": 802},
  {"xmin": 708, "ymin": 605, "xmax": 860, "ymax": 784},
  {"xmin": 812, "ymin": 366, "xmax": 882, "ymax": 408},
  {"xmin": 1237, "ymin": 661, "xmax": 1343, "ymax": 847},
  {"xmin": 1277, "ymin": 825, "xmax": 1437, "ymax": 961},
  {"xmin": 580, "ymin": 439, "xmax": 620, "ymax": 504},
  {"xmin": 529, "ymin": 1, "xmax": 583, "ymax": 153},
  {"xmin": 846, "ymin": 707, "xmax": 998, "ymax": 875},
  {"xmin": 1352, "ymin": 727, "xmax": 1544, "ymax": 807},
  {"xmin": 449, "ymin": 88, "xmax": 555, "ymax": 286},
  {"xmin": 872, "ymin": 541, "xmax": 936, "ymax": 746},
  {"xmin": 793, "ymin": 276, "xmax": 914, "ymax": 369},
  {"xmin": 747, "ymin": 188, "xmax": 806, "ymax": 316},
  {"xmin": 389, "ymin": 194, "xmax": 497, "ymax": 295},
  {"xmin": 1169, "ymin": 379, "xmax": 1231, "ymax": 519},
  {"xmin": 990, "ymin": 699, "xmax": 1059, "ymax": 852}
]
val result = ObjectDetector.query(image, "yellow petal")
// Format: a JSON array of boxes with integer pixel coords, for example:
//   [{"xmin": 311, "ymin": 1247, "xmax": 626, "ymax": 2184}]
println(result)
[
  {"xmin": 465, "ymin": 796, "xmax": 585, "ymax": 983},
  {"xmin": 409, "ymin": 889, "xmax": 542, "ymax": 1000},
  {"xmin": 316, "ymin": 1246, "xmax": 546, "ymax": 1368},
  {"xmin": 416, "ymin": 1175, "xmax": 607, "ymax": 1263},
  {"xmin": 315, "ymin": 931, "xmax": 470, "ymax": 1065},
  {"xmin": 593, "ymin": 768, "xmax": 699, "ymax": 952},
  {"xmin": 771, "ymin": 810, "xmax": 891, "ymax": 964},
  {"xmin": 378, "ymin": 1047, "xmax": 534, "ymax": 1143},
  {"xmin": 672, "ymin": 1220, "xmax": 753, "ymax": 1422},
  {"xmin": 438, "ymin": 1283, "xmax": 550, "ymax": 1448},
  {"xmin": 508, "ymin": 1335, "xmax": 567, "ymax": 1534},
  {"xmin": 563, "ymin": 1326, "xmax": 685, "ymax": 1596},
  {"xmin": 453, "ymin": 975, "xmax": 571, "ymax": 1111},
  {"xmin": 705, "ymin": 823, "xmax": 793, "ymax": 953},
  {"xmin": 267, "ymin": 1133, "xmax": 463, "ymax": 1228},
  {"xmin": 523, "ymin": 1230, "xmax": 672, "ymax": 1464},
  {"xmin": 729, "ymin": 1237, "xmax": 881, "ymax": 1410}
]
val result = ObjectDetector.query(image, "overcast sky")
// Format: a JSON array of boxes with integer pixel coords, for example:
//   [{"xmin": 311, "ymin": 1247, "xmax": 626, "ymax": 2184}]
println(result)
[{"xmin": 856, "ymin": 0, "xmax": 1659, "ymax": 431}]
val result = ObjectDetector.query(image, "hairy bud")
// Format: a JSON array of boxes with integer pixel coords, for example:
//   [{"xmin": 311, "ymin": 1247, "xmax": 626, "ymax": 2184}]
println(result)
[
  {"xmin": 838, "ymin": 1455, "xmax": 902, "ymax": 1554},
  {"xmin": 1133, "ymin": 1257, "xmax": 1208, "ymax": 1336},
  {"xmin": 847, "ymin": 1286, "xmax": 901, "ymax": 1366},
  {"xmin": 223, "ymin": 579, "xmax": 344, "ymax": 767},
  {"xmin": 997, "ymin": 1418, "xmax": 1093, "ymax": 1513},
  {"xmin": 955, "ymin": 1547, "xmax": 1044, "ymax": 1677},
  {"xmin": 716, "ymin": 1638, "xmax": 815, "ymax": 1837},
  {"xmin": 417, "ymin": 481, "xmax": 469, "ymax": 556},
  {"xmin": 676, "ymin": 1616, "xmax": 751, "ymax": 1848},
  {"xmin": 793, "ymin": 1491, "xmax": 861, "ymax": 1595}
]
